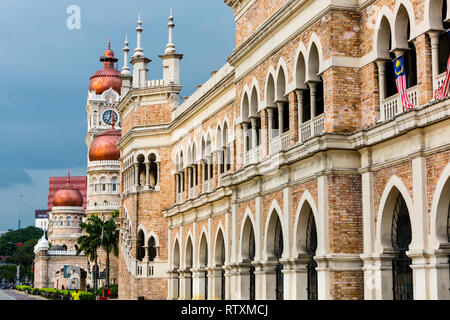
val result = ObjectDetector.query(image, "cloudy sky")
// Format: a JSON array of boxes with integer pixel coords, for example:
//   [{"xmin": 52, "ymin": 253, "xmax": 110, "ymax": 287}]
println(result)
[{"xmin": 0, "ymin": 0, "xmax": 235, "ymax": 230}]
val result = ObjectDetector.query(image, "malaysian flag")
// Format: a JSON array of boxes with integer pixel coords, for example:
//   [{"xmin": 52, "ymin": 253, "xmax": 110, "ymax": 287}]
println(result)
[
  {"xmin": 393, "ymin": 55, "xmax": 415, "ymax": 111},
  {"xmin": 434, "ymin": 31, "xmax": 450, "ymax": 101}
]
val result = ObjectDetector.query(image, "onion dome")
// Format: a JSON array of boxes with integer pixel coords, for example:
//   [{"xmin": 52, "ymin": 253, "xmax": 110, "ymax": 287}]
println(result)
[
  {"xmin": 53, "ymin": 174, "xmax": 84, "ymax": 207},
  {"xmin": 89, "ymin": 39, "xmax": 122, "ymax": 95},
  {"xmin": 34, "ymin": 235, "xmax": 49, "ymax": 253},
  {"xmin": 89, "ymin": 124, "xmax": 122, "ymax": 161}
]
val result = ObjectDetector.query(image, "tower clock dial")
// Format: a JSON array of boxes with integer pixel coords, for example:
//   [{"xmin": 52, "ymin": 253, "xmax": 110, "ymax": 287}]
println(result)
[{"xmin": 102, "ymin": 110, "xmax": 118, "ymax": 125}]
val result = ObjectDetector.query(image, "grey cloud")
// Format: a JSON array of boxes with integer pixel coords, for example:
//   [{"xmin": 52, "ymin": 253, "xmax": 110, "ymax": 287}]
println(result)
[{"xmin": 0, "ymin": 167, "xmax": 33, "ymax": 188}]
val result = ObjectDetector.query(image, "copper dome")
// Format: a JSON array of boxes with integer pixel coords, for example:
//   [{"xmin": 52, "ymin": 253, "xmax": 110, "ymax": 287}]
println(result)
[
  {"xmin": 89, "ymin": 127, "xmax": 122, "ymax": 161},
  {"xmin": 89, "ymin": 40, "xmax": 122, "ymax": 95},
  {"xmin": 53, "ymin": 175, "xmax": 83, "ymax": 207}
]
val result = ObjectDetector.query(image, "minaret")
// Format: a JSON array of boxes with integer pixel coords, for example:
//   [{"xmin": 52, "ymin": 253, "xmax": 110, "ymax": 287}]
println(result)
[
  {"xmin": 121, "ymin": 35, "xmax": 132, "ymax": 96},
  {"xmin": 131, "ymin": 14, "xmax": 151, "ymax": 88},
  {"xmin": 159, "ymin": 9, "xmax": 183, "ymax": 85}
]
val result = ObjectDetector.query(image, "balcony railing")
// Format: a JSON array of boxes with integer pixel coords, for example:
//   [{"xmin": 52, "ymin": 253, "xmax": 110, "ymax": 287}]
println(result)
[
  {"xmin": 270, "ymin": 136, "xmax": 280, "ymax": 155},
  {"xmin": 435, "ymin": 72, "xmax": 447, "ymax": 92},
  {"xmin": 244, "ymin": 145, "xmax": 262, "ymax": 165},
  {"xmin": 121, "ymin": 245, "xmax": 166, "ymax": 278},
  {"xmin": 382, "ymin": 85, "xmax": 418, "ymax": 122},
  {"xmin": 202, "ymin": 179, "xmax": 214, "ymax": 194},
  {"xmin": 188, "ymin": 186, "xmax": 198, "ymax": 199},
  {"xmin": 281, "ymin": 132, "xmax": 290, "ymax": 150},
  {"xmin": 300, "ymin": 114, "xmax": 325, "ymax": 142},
  {"xmin": 176, "ymin": 192, "xmax": 185, "ymax": 204}
]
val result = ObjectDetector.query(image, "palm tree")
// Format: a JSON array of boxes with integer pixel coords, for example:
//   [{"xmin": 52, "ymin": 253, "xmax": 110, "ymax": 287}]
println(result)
[
  {"xmin": 76, "ymin": 215, "xmax": 103, "ymax": 292},
  {"xmin": 101, "ymin": 211, "xmax": 120, "ymax": 287}
]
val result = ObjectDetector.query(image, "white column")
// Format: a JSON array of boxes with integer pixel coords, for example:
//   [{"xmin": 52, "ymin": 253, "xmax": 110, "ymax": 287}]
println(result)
[
  {"xmin": 250, "ymin": 117, "xmax": 257, "ymax": 150},
  {"xmin": 276, "ymin": 101, "xmax": 284, "ymax": 135},
  {"xmin": 409, "ymin": 156, "xmax": 429, "ymax": 299}
]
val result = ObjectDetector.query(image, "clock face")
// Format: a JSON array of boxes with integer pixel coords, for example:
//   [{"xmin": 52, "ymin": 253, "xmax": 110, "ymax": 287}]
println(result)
[{"xmin": 102, "ymin": 110, "xmax": 118, "ymax": 125}]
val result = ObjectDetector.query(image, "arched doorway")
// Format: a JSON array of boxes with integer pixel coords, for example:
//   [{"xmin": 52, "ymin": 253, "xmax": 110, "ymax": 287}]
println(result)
[
  {"xmin": 305, "ymin": 209, "xmax": 318, "ymax": 300},
  {"xmin": 274, "ymin": 218, "xmax": 284, "ymax": 300},
  {"xmin": 391, "ymin": 193, "xmax": 413, "ymax": 300},
  {"xmin": 240, "ymin": 216, "xmax": 256, "ymax": 300},
  {"xmin": 185, "ymin": 238, "xmax": 193, "ymax": 300}
]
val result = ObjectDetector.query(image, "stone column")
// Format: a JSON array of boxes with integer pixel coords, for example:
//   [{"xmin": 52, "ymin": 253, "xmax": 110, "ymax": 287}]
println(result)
[
  {"xmin": 308, "ymin": 82, "xmax": 317, "ymax": 119},
  {"xmin": 156, "ymin": 162, "xmax": 160, "ymax": 190},
  {"xmin": 145, "ymin": 162, "xmax": 150, "ymax": 189},
  {"xmin": 236, "ymin": 262, "xmax": 252, "ymax": 300},
  {"xmin": 134, "ymin": 163, "xmax": 139, "ymax": 187},
  {"xmin": 288, "ymin": 91, "xmax": 298, "ymax": 144},
  {"xmin": 259, "ymin": 260, "xmax": 279, "ymax": 300},
  {"xmin": 375, "ymin": 60, "xmax": 387, "ymax": 122},
  {"xmin": 197, "ymin": 160, "xmax": 203, "ymax": 194},
  {"xmin": 184, "ymin": 167, "xmax": 189, "ymax": 200},
  {"xmin": 276, "ymin": 101, "xmax": 284, "ymax": 135},
  {"xmin": 250, "ymin": 117, "xmax": 258, "ymax": 150},
  {"xmin": 295, "ymin": 89, "xmax": 304, "ymax": 126},
  {"xmin": 428, "ymin": 31, "xmax": 440, "ymax": 91},
  {"xmin": 241, "ymin": 122, "xmax": 249, "ymax": 153},
  {"xmin": 212, "ymin": 152, "xmax": 218, "ymax": 189}
]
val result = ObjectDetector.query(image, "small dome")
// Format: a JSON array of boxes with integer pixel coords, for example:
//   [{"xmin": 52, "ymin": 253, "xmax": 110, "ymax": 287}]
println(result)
[
  {"xmin": 34, "ymin": 235, "xmax": 49, "ymax": 253},
  {"xmin": 89, "ymin": 40, "xmax": 122, "ymax": 95},
  {"xmin": 89, "ymin": 128, "xmax": 122, "ymax": 161},
  {"xmin": 53, "ymin": 175, "xmax": 83, "ymax": 207}
]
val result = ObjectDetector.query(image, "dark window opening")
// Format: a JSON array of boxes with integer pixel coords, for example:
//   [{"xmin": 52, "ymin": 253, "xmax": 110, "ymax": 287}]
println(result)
[
  {"xmin": 282, "ymin": 102, "xmax": 290, "ymax": 133},
  {"xmin": 315, "ymin": 79, "xmax": 324, "ymax": 116}
]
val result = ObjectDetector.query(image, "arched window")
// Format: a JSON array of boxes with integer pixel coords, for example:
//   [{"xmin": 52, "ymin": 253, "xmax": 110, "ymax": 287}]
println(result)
[
  {"xmin": 100, "ymin": 177, "xmax": 106, "ymax": 192},
  {"xmin": 391, "ymin": 193, "xmax": 413, "ymax": 300},
  {"xmin": 136, "ymin": 230, "xmax": 145, "ymax": 261},
  {"xmin": 306, "ymin": 210, "xmax": 318, "ymax": 300},
  {"xmin": 148, "ymin": 153, "xmax": 158, "ymax": 188},
  {"xmin": 137, "ymin": 154, "xmax": 146, "ymax": 187},
  {"xmin": 59, "ymin": 217, "xmax": 64, "ymax": 227},
  {"xmin": 274, "ymin": 218, "xmax": 284, "ymax": 300},
  {"xmin": 111, "ymin": 177, "xmax": 117, "ymax": 192},
  {"xmin": 148, "ymin": 236, "xmax": 157, "ymax": 261}
]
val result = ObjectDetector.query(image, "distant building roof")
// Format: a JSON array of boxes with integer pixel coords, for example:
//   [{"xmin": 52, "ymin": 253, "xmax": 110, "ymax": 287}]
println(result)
[
  {"xmin": 48, "ymin": 176, "xmax": 87, "ymax": 211},
  {"xmin": 35, "ymin": 210, "xmax": 49, "ymax": 219}
]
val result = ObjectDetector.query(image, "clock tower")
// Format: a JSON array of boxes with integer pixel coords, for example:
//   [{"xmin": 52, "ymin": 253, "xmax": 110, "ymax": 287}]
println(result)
[{"xmin": 84, "ymin": 40, "xmax": 122, "ymax": 286}]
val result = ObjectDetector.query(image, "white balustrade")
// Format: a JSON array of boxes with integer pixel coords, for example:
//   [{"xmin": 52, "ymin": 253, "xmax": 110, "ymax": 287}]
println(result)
[
  {"xmin": 189, "ymin": 186, "xmax": 198, "ymax": 199},
  {"xmin": 48, "ymin": 250, "xmax": 83, "ymax": 256},
  {"xmin": 281, "ymin": 132, "xmax": 290, "ymax": 150},
  {"xmin": 202, "ymin": 179, "xmax": 213, "ymax": 193},
  {"xmin": 382, "ymin": 85, "xmax": 418, "ymax": 122},
  {"xmin": 270, "ymin": 137, "xmax": 281, "ymax": 155},
  {"xmin": 300, "ymin": 121, "xmax": 312, "ymax": 142},
  {"xmin": 176, "ymin": 192, "xmax": 185, "ymax": 204},
  {"xmin": 313, "ymin": 115, "xmax": 325, "ymax": 136},
  {"xmin": 435, "ymin": 72, "xmax": 447, "ymax": 92}
]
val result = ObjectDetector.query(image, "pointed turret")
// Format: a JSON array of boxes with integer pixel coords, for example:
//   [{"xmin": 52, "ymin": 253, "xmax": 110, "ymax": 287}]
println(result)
[
  {"xmin": 131, "ymin": 14, "xmax": 151, "ymax": 88},
  {"xmin": 159, "ymin": 9, "xmax": 183, "ymax": 85}
]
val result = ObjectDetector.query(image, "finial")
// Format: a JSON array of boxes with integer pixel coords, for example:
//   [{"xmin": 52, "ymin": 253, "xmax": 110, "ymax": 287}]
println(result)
[
  {"xmin": 121, "ymin": 35, "xmax": 131, "ymax": 75},
  {"xmin": 67, "ymin": 170, "xmax": 71, "ymax": 185},
  {"xmin": 108, "ymin": 37, "xmax": 111, "ymax": 50},
  {"xmin": 165, "ymin": 9, "xmax": 176, "ymax": 54},
  {"xmin": 134, "ymin": 13, "xmax": 144, "ymax": 58}
]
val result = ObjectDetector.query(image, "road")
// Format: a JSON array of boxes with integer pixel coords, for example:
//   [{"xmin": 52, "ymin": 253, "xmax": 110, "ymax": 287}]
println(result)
[{"xmin": 0, "ymin": 289, "xmax": 46, "ymax": 300}]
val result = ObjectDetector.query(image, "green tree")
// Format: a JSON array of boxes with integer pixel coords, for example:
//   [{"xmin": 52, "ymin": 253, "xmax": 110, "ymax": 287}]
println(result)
[
  {"xmin": 0, "ymin": 226, "xmax": 43, "ymax": 257},
  {"xmin": 76, "ymin": 216, "xmax": 103, "ymax": 292},
  {"xmin": 101, "ymin": 211, "xmax": 119, "ymax": 287}
]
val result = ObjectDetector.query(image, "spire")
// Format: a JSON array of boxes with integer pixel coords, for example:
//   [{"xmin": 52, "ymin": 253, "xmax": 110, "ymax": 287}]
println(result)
[
  {"xmin": 134, "ymin": 13, "xmax": 144, "ymax": 58},
  {"xmin": 165, "ymin": 9, "xmax": 176, "ymax": 54},
  {"xmin": 121, "ymin": 35, "xmax": 131, "ymax": 76},
  {"xmin": 108, "ymin": 37, "xmax": 111, "ymax": 50},
  {"xmin": 66, "ymin": 170, "xmax": 71, "ymax": 186}
]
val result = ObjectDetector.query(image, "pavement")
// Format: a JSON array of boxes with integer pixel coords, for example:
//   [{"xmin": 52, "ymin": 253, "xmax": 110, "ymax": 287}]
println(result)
[{"xmin": 0, "ymin": 289, "xmax": 47, "ymax": 300}]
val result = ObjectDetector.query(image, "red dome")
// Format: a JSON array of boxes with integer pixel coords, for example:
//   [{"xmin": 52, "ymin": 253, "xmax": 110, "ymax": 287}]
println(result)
[
  {"xmin": 89, "ymin": 41, "xmax": 122, "ymax": 95},
  {"xmin": 89, "ymin": 128, "xmax": 122, "ymax": 161},
  {"xmin": 53, "ymin": 176, "xmax": 83, "ymax": 207}
]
